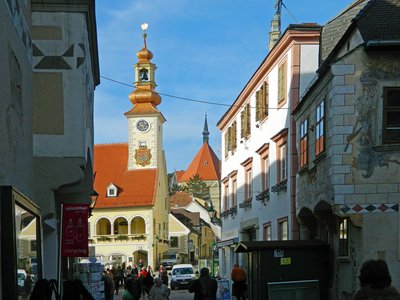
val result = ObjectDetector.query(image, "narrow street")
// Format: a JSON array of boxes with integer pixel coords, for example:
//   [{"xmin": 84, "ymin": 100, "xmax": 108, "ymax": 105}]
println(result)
[{"xmin": 114, "ymin": 289, "xmax": 193, "ymax": 300}]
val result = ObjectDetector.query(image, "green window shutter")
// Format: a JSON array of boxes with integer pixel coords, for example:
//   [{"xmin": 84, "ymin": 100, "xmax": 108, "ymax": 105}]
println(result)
[
  {"xmin": 256, "ymin": 90, "xmax": 261, "ymax": 121},
  {"xmin": 241, "ymin": 110, "xmax": 245, "ymax": 138},
  {"xmin": 232, "ymin": 121, "xmax": 237, "ymax": 151}
]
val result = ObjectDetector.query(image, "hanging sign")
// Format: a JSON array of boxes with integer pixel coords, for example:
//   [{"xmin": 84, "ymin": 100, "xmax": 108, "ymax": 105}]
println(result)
[{"xmin": 61, "ymin": 204, "xmax": 89, "ymax": 257}]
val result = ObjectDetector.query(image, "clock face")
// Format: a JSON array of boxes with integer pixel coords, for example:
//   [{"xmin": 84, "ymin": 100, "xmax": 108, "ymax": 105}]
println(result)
[{"xmin": 136, "ymin": 120, "xmax": 150, "ymax": 132}]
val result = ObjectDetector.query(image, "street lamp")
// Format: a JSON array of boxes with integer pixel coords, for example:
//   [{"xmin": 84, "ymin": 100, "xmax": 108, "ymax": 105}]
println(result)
[
  {"xmin": 89, "ymin": 189, "xmax": 99, "ymax": 218},
  {"xmin": 206, "ymin": 200, "xmax": 222, "ymax": 226}
]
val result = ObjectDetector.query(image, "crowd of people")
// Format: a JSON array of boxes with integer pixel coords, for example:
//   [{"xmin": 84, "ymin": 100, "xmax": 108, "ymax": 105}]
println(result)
[{"xmin": 101, "ymin": 261, "xmax": 170, "ymax": 300}]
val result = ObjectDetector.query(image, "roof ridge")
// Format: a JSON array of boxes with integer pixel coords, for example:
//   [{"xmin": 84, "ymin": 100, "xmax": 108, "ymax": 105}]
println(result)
[
  {"xmin": 95, "ymin": 142, "xmax": 128, "ymax": 147},
  {"xmin": 325, "ymin": 0, "xmax": 368, "ymax": 25}
]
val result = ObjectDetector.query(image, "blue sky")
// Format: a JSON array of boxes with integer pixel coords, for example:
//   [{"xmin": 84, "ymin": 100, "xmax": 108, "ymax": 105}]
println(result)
[{"xmin": 94, "ymin": 0, "xmax": 352, "ymax": 173}]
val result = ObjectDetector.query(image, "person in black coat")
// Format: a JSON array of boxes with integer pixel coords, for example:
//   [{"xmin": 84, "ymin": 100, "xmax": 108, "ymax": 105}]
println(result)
[{"xmin": 189, "ymin": 267, "xmax": 217, "ymax": 300}]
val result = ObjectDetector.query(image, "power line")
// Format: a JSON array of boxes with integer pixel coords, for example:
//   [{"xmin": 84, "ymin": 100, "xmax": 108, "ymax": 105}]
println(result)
[{"xmin": 99, "ymin": 75, "xmax": 291, "ymax": 110}]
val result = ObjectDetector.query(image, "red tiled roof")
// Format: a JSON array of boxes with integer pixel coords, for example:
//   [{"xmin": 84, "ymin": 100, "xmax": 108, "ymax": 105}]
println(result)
[
  {"xmin": 175, "ymin": 171, "xmax": 185, "ymax": 183},
  {"xmin": 180, "ymin": 142, "xmax": 220, "ymax": 182},
  {"xmin": 169, "ymin": 191, "xmax": 193, "ymax": 208},
  {"xmin": 94, "ymin": 143, "xmax": 157, "ymax": 208}
]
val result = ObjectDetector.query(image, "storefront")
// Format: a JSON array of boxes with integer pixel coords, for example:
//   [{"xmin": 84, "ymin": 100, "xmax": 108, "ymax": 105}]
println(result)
[{"xmin": 1, "ymin": 186, "xmax": 42, "ymax": 299}]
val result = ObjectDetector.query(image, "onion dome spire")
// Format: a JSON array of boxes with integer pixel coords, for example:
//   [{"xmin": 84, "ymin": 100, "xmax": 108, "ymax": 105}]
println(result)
[{"xmin": 126, "ymin": 23, "xmax": 161, "ymax": 115}]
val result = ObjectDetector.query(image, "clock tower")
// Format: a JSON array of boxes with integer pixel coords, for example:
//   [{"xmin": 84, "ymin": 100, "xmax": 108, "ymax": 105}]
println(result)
[{"xmin": 125, "ymin": 24, "xmax": 166, "ymax": 170}]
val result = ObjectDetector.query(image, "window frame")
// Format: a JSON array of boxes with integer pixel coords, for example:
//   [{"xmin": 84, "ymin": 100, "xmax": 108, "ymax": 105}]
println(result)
[
  {"xmin": 299, "ymin": 118, "xmax": 309, "ymax": 168},
  {"xmin": 256, "ymin": 143, "xmax": 270, "ymax": 192},
  {"xmin": 277, "ymin": 217, "xmax": 288, "ymax": 241},
  {"xmin": 170, "ymin": 236, "xmax": 179, "ymax": 248},
  {"xmin": 271, "ymin": 129, "xmax": 288, "ymax": 183},
  {"xmin": 339, "ymin": 218, "xmax": 349, "ymax": 257},
  {"xmin": 278, "ymin": 59, "xmax": 287, "ymax": 107},
  {"xmin": 263, "ymin": 222, "xmax": 272, "ymax": 241},
  {"xmin": 315, "ymin": 100, "xmax": 325, "ymax": 156},
  {"xmin": 241, "ymin": 104, "xmax": 251, "ymax": 139},
  {"xmin": 256, "ymin": 81, "xmax": 269, "ymax": 122},
  {"xmin": 383, "ymin": 87, "xmax": 400, "ymax": 144},
  {"xmin": 222, "ymin": 178, "xmax": 229, "ymax": 212},
  {"xmin": 241, "ymin": 158, "xmax": 253, "ymax": 201}
]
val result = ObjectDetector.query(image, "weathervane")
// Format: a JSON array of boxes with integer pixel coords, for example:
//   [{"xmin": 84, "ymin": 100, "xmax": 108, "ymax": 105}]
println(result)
[{"xmin": 141, "ymin": 23, "xmax": 148, "ymax": 48}]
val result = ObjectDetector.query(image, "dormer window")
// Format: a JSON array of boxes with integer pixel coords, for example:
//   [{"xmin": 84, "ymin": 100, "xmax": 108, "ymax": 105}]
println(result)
[{"xmin": 107, "ymin": 184, "xmax": 118, "ymax": 197}]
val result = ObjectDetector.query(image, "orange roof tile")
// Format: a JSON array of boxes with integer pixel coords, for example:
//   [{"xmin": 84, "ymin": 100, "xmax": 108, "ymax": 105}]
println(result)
[
  {"xmin": 169, "ymin": 191, "xmax": 193, "ymax": 208},
  {"xmin": 180, "ymin": 142, "xmax": 220, "ymax": 182},
  {"xmin": 93, "ymin": 143, "xmax": 157, "ymax": 208},
  {"xmin": 175, "ymin": 170, "xmax": 185, "ymax": 183}
]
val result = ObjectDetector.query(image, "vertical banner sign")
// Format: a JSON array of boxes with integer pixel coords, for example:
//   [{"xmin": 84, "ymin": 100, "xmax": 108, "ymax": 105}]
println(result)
[{"xmin": 61, "ymin": 204, "xmax": 89, "ymax": 257}]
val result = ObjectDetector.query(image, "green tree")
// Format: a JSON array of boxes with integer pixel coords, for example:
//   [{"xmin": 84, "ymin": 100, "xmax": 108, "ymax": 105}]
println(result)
[{"xmin": 183, "ymin": 174, "xmax": 210, "ymax": 199}]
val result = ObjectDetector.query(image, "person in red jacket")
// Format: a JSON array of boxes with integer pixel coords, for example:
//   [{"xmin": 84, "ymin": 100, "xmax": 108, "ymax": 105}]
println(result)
[{"xmin": 231, "ymin": 264, "xmax": 246, "ymax": 300}]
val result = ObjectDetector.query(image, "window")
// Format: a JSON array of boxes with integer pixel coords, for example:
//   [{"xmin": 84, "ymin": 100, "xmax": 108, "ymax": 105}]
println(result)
[
  {"xmin": 263, "ymin": 222, "xmax": 272, "ymax": 241},
  {"xmin": 170, "ymin": 236, "xmax": 179, "ymax": 248},
  {"xmin": 241, "ymin": 104, "xmax": 251, "ymax": 138},
  {"xmin": 278, "ymin": 60, "xmax": 287, "ymax": 106},
  {"xmin": 256, "ymin": 81, "xmax": 269, "ymax": 121},
  {"xmin": 300, "ymin": 119, "xmax": 308, "ymax": 168},
  {"xmin": 225, "ymin": 121, "xmax": 238, "ymax": 157},
  {"xmin": 232, "ymin": 178, "xmax": 237, "ymax": 207},
  {"xmin": 278, "ymin": 217, "xmax": 288, "ymax": 240},
  {"xmin": 108, "ymin": 189, "xmax": 116, "ymax": 197},
  {"xmin": 280, "ymin": 144, "xmax": 288, "ymax": 181},
  {"xmin": 272, "ymin": 129, "xmax": 288, "ymax": 183},
  {"xmin": 223, "ymin": 180, "xmax": 229, "ymax": 211},
  {"xmin": 256, "ymin": 143, "xmax": 270, "ymax": 191},
  {"xmin": 383, "ymin": 87, "xmax": 400, "ymax": 144},
  {"xmin": 107, "ymin": 184, "xmax": 118, "ymax": 197},
  {"xmin": 241, "ymin": 158, "xmax": 253, "ymax": 201},
  {"xmin": 224, "ymin": 127, "xmax": 231, "ymax": 158},
  {"xmin": 315, "ymin": 100, "xmax": 325, "ymax": 156},
  {"xmin": 339, "ymin": 218, "xmax": 349, "ymax": 257},
  {"xmin": 264, "ymin": 157, "xmax": 270, "ymax": 190},
  {"xmin": 246, "ymin": 169, "xmax": 253, "ymax": 199}
]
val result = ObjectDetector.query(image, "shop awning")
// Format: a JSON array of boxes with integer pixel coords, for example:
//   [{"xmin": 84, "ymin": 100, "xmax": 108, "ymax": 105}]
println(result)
[{"xmin": 235, "ymin": 240, "xmax": 328, "ymax": 253}]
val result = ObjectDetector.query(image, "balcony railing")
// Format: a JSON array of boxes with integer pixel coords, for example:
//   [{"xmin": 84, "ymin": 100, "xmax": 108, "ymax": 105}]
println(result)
[
  {"xmin": 271, "ymin": 179, "xmax": 288, "ymax": 194},
  {"xmin": 256, "ymin": 188, "xmax": 270, "ymax": 205},
  {"xmin": 239, "ymin": 197, "xmax": 252, "ymax": 209},
  {"xmin": 221, "ymin": 206, "xmax": 238, "ymax": 218},
  {"xmin": 90, "ymin": 234, "xmax": 148, "ymax": 243}
]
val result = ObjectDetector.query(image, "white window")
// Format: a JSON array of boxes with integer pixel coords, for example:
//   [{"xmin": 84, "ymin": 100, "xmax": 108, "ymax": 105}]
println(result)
[{"xmin": 107, "ymin": 184, "xmax": 118, "ymax": 197}]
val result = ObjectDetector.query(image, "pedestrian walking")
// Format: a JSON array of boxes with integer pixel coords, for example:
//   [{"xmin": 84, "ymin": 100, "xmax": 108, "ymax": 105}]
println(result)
[
  {"xmin": 353, "ymin": 259, "xmax": 400, "ymax": 299},
  {"xmin": 158, "ymin": 265, "xmax": 168, "ymax": 286},
  {"xmin": 149, "ymin": 277, "xmax": 170, "ymax": 300},
  {"xmin": 124, "ymin": 274, "xmax": 141, "ymax": 300},
  {"xmin": 102, "ymin": 270, "xmax": 115, "ymax": 300},
  {"xmin": 189, "ymin": 267, "xmax": 217, "ymax": 300},
  {"xmin": 231, "ymin": 264, "xmax": 247, "ymax": 300}
]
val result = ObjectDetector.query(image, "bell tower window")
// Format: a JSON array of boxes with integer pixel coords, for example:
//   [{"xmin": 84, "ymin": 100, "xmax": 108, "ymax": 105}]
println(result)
[{"xmin": 139, "ymin": 68, "xmax": 149, "ymax": 82}]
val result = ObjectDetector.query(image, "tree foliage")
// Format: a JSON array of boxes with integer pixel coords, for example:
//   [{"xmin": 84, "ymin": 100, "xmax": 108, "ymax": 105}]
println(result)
[{"xmin": 183, "ymin": 174, "xmax": 210, "ymax": 199}]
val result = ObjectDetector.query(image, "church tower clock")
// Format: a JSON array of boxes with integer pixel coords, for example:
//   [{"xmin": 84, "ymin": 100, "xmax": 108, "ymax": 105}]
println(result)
[{"xmin": 125, "ymin": 23, "xmax": 166, "ymax": 170}]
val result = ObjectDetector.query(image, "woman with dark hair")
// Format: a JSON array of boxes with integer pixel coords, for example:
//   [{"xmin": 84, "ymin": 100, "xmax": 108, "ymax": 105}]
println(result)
[{"xmin": 354, "ymin": 259, "xmax": 400, "ymax": 299}]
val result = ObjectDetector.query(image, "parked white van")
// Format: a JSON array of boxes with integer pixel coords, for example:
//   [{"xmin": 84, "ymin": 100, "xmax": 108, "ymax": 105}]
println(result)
[
  {"xmin": 160, "ymin": 252, "xmax": 182, "ymax": 270},
  {"xmin": 170, "ymin": 264, "xmax": 195, "ymax": 290}
]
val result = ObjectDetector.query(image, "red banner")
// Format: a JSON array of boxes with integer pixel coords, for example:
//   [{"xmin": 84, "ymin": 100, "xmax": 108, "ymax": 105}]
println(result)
[{"xmin": 61, "ymin": 204, "xmax": 89, "ymax": 257}]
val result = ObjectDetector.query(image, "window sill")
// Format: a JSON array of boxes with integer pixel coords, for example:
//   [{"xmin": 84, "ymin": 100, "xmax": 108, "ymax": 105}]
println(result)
[
  {"xmin": 338, "ymin": 256, "xmax": 351, "ymax": 263},
  {"xmin": 373, "ymin": 144, "xmax": 400, "ymax": 152},
  {"xmin": 298, "ymin": 165, "xmax": 309, "ymax": 175},
  {"xmin": 313, "ymin": 152, "xmax": 326, "ymax": 164}
]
